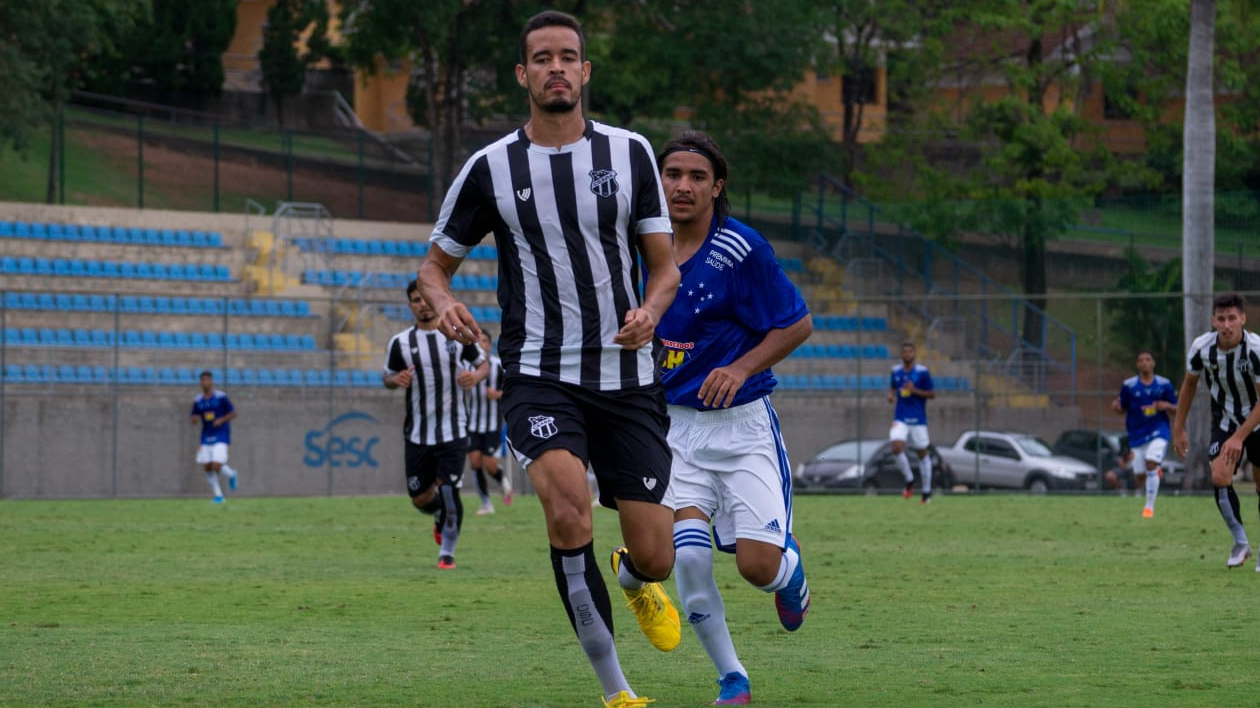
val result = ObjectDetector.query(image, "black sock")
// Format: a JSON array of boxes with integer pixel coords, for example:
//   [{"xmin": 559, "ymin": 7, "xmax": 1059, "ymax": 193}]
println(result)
[
  {"xmin": 551, "ymin": 542, "xmax": 616, "ymax": 637},
  {"xmin": 473, "ymin": 467, "xmax": 490, "ymax": 499},
  {"xmin": 489, "ymin": 468, "xmax": 505, "ymax": 483}
]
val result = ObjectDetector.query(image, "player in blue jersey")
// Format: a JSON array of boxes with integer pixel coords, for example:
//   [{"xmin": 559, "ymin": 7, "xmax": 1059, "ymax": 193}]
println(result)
[
  {"xmin": 656, "ymin": 131, "xmax": 813, "ymax": 706},
  {"xmin": 1111, "ymin": 349, "xmax": 1178, "ymax": 518},
  {"xmin": 889, "ymin": 342, "xmax": 935, "ymax": 503},
  {"xmin": 189, "ymin": 371, "xmax": 239, "ymax": 504}
]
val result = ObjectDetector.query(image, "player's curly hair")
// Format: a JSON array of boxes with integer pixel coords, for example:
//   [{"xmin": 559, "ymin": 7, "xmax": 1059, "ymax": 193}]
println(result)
[{"xmin": 658, "ymin": 130, "xmax": 730, "ymax": 227}]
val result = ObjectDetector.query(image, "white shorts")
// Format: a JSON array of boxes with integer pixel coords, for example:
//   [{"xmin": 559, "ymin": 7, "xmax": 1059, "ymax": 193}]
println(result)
[
  {"xmin": 890, "ymin": 420, "xmax": 930, "ymax": 450},
  {"xmin": 1130, "ymin": 438, "xmax": 1168, "ymax": 474},
  {"xmin": 662, "ymin": 397, "xmax": 793, "ymax": 548},
  {"xmin": 196, "ymin": 443, "xmax": 229, "ymax": 465}
]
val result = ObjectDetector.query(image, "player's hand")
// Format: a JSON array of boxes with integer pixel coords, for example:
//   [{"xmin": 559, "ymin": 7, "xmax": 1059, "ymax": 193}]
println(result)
[
  {"xmin": 1173, "ymin": 429, "xmax": 1189, "ymax": 458},
  {"xmin": 456, "ymin": 370, "xmax": 477, "ymax": 390},
  {"xmin": 437, "ymin": 301, "xmax": 480, "ymax": 345},
  {"xmin": 394, "ymin": 366, "xmax": 415, "ymax": 388},
  {"xmin": 212, "ymin": 420, "xmax": 223, "ymax": 427},
  {"xmin": 698, "ymin": 365, "xmax": 748, "ymax": 409},
  {"xmin": 1110, "ymin": 397, "xmax": 1122, "ymax": 414},
  {"xmin": 613, "ymin": 308, "xmax": 656, "ymax": 350}
]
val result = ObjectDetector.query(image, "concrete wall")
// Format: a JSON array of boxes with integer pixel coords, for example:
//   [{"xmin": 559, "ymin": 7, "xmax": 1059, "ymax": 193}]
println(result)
[{"xmin": 0, "ymin": 388, "xmax": 1077, "ymax": 499}]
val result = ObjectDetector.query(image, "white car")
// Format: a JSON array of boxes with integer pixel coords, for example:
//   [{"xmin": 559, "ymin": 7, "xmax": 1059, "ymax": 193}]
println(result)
[{"xmin": 938, "ymin": 430, "xmax": 1099, "ymax": 492}]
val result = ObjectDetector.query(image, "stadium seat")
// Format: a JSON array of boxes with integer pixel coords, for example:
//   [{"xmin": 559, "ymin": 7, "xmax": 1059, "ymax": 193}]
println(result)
[
  {"xmin": 225, "ymin": 333, "xmax": 241, "ymax": 349},
  {"xmin": 241, "ymin": 368, "xmax": 259, "ymax": 385},
  {"xmin": 273, "ymin": 369, "xmax": 295, "ymax": 386},
  {"xmin": 256, "ymin": 369, "xmax": 276, "ymax": 385},
  {"xmin": 134, "ymin": 262, "xmax": 153, "ymax": 278},
  {"xmin": 152, "ymin": 263, "xmax": 170, "ymax": 279},
  {"xmin": 304, "ymin": 369, "xmax": 331, "ymax": 386},
  {"xmin": 204, "ymin": 298, "xmax": 225, "ymax": 316},
  {"xmin": 214, "ymin": 265, "xmax": 230, "ymax": 280},
  {"xmin": 333, "ymin": 370, "xmax": 352, "ymax": 387},
  {"xmin": 206, "ymin": 231, "xmax": 224, "ymax": 247},
  {"xmin": 91, "ymin": 330, "xmax": 113, "ymax": 347},
  {"xmin": 198, "ymin": 264, "xmax": 218, "ymax": 280},
  {"xmin": 173, "ymin": 332, "xmax": 191, "ymax": 349},
  {"xmin": 205, "ymin": 332, "xmax": 223, "ymax": 349},
  {"xmin": 141, "ymin": 331, "xmax": 159, "ymax": 348}
]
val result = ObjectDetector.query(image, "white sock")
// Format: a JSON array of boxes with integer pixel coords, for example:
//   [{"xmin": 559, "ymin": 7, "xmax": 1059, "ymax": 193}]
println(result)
[
  {"xmin": 616, "ymin": 551, "xmax": 645, "ymax": 591},
  {"xmin": 1145, "ymin": 468, "xmax": 1160, "ymax": 509},
  {"xmin": 673, "ymin": 519, "xmax": 746, "ymax": 678},
  {"xmin": 919, "ymin": 455, "xmax": 933, "ymax": 495},
  {"xmin": 221, "ymin": 465, "xmax": 237, "ymax": 479},
  {"xmin": 205, "ymin": 471, "xmax": 223, "ymax": 497},
  {"xmin": 758, "ymin": 544, "xmax": 799, "ymax": 594},
  {"xmin": 894, "ymin": 452, "xmax": 913, "ymax": 484}
]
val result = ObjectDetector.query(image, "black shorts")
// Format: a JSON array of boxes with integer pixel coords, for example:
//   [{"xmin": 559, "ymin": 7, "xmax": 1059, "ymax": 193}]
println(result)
[
  {"xmin": 1208, "ymin": 426, "xmax": 1260, "ymax": 472},
  {"xmin": 501, "ymin": 375, "xmax": 671, "ymax": 509},
  {"xmin": 468, "ymin": 429, "xmax": 502, "ymax": 456},
  {"xmin": 404, "ymin": 438, "xmax": 468, "ymax": 499}
]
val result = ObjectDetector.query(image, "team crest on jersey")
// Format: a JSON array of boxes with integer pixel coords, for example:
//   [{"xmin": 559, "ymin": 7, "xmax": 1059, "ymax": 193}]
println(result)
[
  {"xmin": 516, "ymin": 187, "xmax": 531, "ymax": 202},
  {"xmin": 530, "ymin": 415, "xmax": 558, "ymax": 439},
  {"xmin": 446, "ymin": 340, "xmax": 461, "ymax": 357},
  {"xmin": 589, "ymin": 169, "xmax": 619, "ymax": 198}
]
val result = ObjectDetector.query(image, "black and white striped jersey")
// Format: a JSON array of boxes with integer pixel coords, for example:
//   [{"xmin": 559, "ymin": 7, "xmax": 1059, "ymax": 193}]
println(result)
[
  {"xmin": 1187, "ymin": 330, "xmax": 1260, "ymax": 433},
  {"xmin": 464, "ymin": 355, "xmax": 504, "ymax": 434},
  {"xmin": 385, "ymin": 326, "xmax": 486, "ymax": 445},
  {"xmin": 429, "ymin": 120, "xmax": 672, "ymax": 391}
]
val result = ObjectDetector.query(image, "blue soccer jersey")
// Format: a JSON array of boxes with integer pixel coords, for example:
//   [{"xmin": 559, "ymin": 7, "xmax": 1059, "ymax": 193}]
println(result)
[
  {"xmin": 191, "ymin": 390, "xmax": 234, "ymax": 445},
  {"xmin": 890, "ymin": 364, "xmax": 933, "ymax": 425},
  {"xmin": 1118, "ymin": 374, "xmax": 1177, "ymax": 447},
  {"xmin": 657, "ymin": 216, "xmax": 809, "ymax": 410}
]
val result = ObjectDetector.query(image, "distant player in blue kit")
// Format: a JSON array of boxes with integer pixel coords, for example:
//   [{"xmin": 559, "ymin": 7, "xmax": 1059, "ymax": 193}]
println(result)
[
  {"xmin": 1111, "ymin": 349, "xmax": 1178, "ymax": 518},
  {"xmin": 656, "ymin": 131, "xmax": 813, "ymax": 706},
  {"xmin": 889, "ymin": 342, "xmax": 935, "ymax": 503},
  {"xmin": 190, "ymin": 371, "xmax": 238, "ymax": 504}
]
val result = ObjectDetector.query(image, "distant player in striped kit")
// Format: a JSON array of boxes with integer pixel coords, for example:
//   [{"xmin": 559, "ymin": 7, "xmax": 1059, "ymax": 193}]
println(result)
[
  {"xmin": 1111, "ymin": 349, "xmax": 1178, "ymax": 518},
  {"xmin": 1172, "ymin": 292, "xmax": 1260, "ymax": 569},
  {"xmin": 465, "ymin": 330, "xmax": 512, "ymax": 515},
  {"xmin": 417, "ymin": 12, "xmax": 682, "ymax": 708},
  {"xmin": 384, "ymin": 280, "xmax": 488, "ymax": 570},
  {"xmin": 656, "ymin": 131, "xmax": 813, "ymax": 706}
]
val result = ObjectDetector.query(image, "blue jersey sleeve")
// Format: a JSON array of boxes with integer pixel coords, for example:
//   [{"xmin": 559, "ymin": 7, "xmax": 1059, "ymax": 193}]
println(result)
[{"xmin": 734, "ymin": 242, "xmax": 808, "ymax": 334}]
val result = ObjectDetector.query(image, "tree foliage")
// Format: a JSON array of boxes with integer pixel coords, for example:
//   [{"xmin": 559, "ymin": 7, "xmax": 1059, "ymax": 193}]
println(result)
[
  {"xmin": 259, "ymin": 0, "xmax": 330, "ymax": 126},
  {"xmin": 84, "ymin": 0, "xmax": 237, "ymax": 100},
  {"xmin": 1107, "ymin": 249, "xmax": 1184, "ymax": 372},
  {"xmin": 0, "ymin": 0, "xmax": 145, "ymax": 154}
]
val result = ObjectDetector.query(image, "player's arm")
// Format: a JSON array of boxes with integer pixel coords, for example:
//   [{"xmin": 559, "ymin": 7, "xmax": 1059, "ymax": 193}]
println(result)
[
  {"xmin": 214, "ymin": 410, "xmax": 237, "ymax": 427},
  {"xmin": 614, "ymin": 231, "xmax": 679, "ymax": 350},
  {"xmin": 1110, "ymin": 390, "xmax": 1124, "ymax": 415},
  {"xmin": 1171, "ymin": 373, "xmax": 1199, "ymax": 457},
  {"xmin": 419, "ymin": 245, "xmax": 479, "ymax": 346},
  {"xmin": 698, "ymin": 314, "xmax": 814, "ymax": 409},
  {"xmin": 1221, "ymin": 386, "xmax": 1260, "ymax": 465},
  {"xmin": 911, "ymin": 374, "xmax": 935, "ymax": 400},
  {"xmin": 384, "ymin": 366, "xmax": 414, "ymax": 389}
]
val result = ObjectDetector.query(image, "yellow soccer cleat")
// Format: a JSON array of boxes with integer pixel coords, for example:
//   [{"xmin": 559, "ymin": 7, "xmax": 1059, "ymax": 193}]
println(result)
[
  {"xmin": 610, "ymin": 547, "xmax": 681, "ymax": 652},
  {"xmin": 602, "ymin": 690, "xmax": 655, "ymax": 707}
]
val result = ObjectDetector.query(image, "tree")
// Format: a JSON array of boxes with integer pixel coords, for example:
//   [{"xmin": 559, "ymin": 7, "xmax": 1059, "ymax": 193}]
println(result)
[
  {"xmin": 84, "ymin": 0, "xmax": 237, "ymax": 102},
  {"xmin": 259, "ymin": 0, "xmax": 329, "ymax": 127},
  {"xmin": 1107, "ymin": 249, "xmax": 1184, "ymax": 372},
  {"xmin": 594, "ymin": 0, "xmax": 836, "ymax": 198},
  {"xmin": 1181, "ymin": 0, "xmax": 1215, "ymax": 488},
  {"xmin": 338, "ymin": 0, "xmax": 529, "ymax": 197},
  {"xmin": 0, "ymin": 0, "xmax": 145, "ymax": 202},
  {"xmin": 811, "ymin": 0, "xmax": 957, "ymax": 187},
  {"xmin": 858, "ymin": 1, "xmax": 1161, "ymax": 351}
]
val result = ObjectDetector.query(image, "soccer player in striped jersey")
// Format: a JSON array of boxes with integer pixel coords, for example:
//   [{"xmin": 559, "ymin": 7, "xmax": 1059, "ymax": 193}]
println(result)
[
  {"xmin": 656, "ymin": 131, "xmax": 813, "ymax": 706},
  {"xmin": 1110, "ymin": 349, "xmax": 1178, "ymax": 518},
  {"xmin": 383, "ymin": 280, "xmax": 488, "ymax": 570},
  {"xmin": 1172, "ymin": 292, "xmax": 1260, "ymax": 569},
  {"xmin": 417, "ymin": 12, "xmax": 681, "ymax": 708},
  {"xmin": 465, "ymin": 330, "xmax": 512, "ymax": 515}
]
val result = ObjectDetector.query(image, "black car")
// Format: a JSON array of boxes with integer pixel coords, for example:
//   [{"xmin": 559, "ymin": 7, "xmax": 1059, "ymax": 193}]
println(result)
[
  {"xmin": 794, "ymin": 438, "xmax": 955, "ymax": 493},
  {"xmin": 1053, "ymin": 429, "xmax": 1186, "ymax": 488}
]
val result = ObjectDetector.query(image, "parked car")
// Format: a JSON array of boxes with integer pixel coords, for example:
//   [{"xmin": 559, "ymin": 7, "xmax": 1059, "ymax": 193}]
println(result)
[
  {"xmin": 1053, "ymin": 428, "xmax": 1186, "ymax": 488},
  {"xmin": 794, "ymin": 438, "xmax": 955, "ymax": 493},
  {"xmin": 937, "ymin": 430, "xmax": 1098, "ymax": 492}
]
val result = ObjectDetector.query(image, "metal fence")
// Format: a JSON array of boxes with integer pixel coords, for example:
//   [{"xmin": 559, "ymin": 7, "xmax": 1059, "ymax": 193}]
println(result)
[{"xmin": 3, "ymin": 287, "xmax": 1257, "ymax": 499}]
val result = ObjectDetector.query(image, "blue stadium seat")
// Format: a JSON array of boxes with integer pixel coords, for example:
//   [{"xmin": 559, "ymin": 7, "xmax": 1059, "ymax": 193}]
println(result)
[
  {"xmin": 91, "ymin": 330, "xmax": 113, "ymax": 347},
  {"xmin": 186, "ymin": 297, "xmax": 205, "ymax": 315},
  {"xmin": 204, "ymin": 298, "xmax": 225, "ymax": 316},
  {"xmin": 198, "ymin": 264, "xmax": 218, "ymax": 280},
  {"xmin": 158, "ymin": 367, "xmax": 180, "ymax": 385},
  {"xmin": 175, "ymin": 230, "xmax": 193, "ymax": 247},
  {"xmin": 206, "ymin": 231, "xmax": 223, "ymax": 247},
  {"xmin": 214, "ymin": 264, "xmax": 230, "ymax": 280},
  {"xmin": 298, "ymin": 334, "xmax": 316, "ymax": 349},
  {"xmin": 135, "ymin": 262, "xmax": 153, "ymax": 279},
  {"xmin": 239, "ymin": 333, "xmax": 257, "ymax": 349},
  {"xmin": 304, "ymin": 369, "xmax": 331, "ymax": 386},
  {"xmin": 167, "ymin": 263, "xmax": 186, "ymax": 280},
  {"xmin": 0, "ymin": 221, "xmax": 12, "ymax": 236},
  {"xmin": 169, "ymin": 298, "xmax": 189, "ymax": 315},
  {"xmin": 173, "ymin": 332, "xmax": 191, "ymax": 349},
  {"xmin": 229, "ymin": 299, "xmax": 249, "ymax": 316},
  {"xmin": 293, "ymin": 301, "xmax": 310, "ymax": 317},
  {"xmin": 141, "ymin": 331, "xmax": 159, "ymax": 348},
  {"xmin": 91, "ymin": 366, "xmax": 111, "ymax": 383},
  {"xmin": 55, "ymin": 365, "xmax": 78, "ymax": 383},
  {"xmin": 273, "ymin": 369, "xmax": 297, "ymax": 386},
  {"xmin": 157, "ymin": 332, "xmax": 177, "ymax": 348},
  {"xmin": 33, "ymin": 257, "xmax": 53, "ymax": 275},
  {"xmin": 22, "ymin": 364, "xmax": 48, "ymax": 383},
  {"xmin": 262, "ymin": 300, "xmax": 282, "ymax": 317},
  {"xmin": 333, "ymin": 370, "xmax": 352, "ymax": 387},
  {"xmin": 256, "ymin": 369, "xmax": 276, "ymax": 385},
  {"xmin": 225, "ymin": 333, "xmax": 241, "ymax": 349},
  {"xmin": 72, "ymin": 329, "xmax": 92, "ymax": 347},
  {"xmin": 152, "ymin": 263, "xmax": 171, "ymax": 279},
  {"xmin": 351, "ymin": 370, "xmax": 375, "ymax": 387},
  {"xmin": 205, "ymin": 332, "xmax": 223, "ymax": 349},
  {"xmin": 158, "ymin": 229, "xmax": 177, "ymax": 246}
]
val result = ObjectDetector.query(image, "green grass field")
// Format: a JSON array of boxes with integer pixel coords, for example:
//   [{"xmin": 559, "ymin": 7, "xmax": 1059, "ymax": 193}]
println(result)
[{"xmin": 1, "ymin": 493, "xmax": 1257, "ymax": 707}]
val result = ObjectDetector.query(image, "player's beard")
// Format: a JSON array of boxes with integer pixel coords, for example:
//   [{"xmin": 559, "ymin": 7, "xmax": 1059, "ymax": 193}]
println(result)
[{"xmin": 537, "ymin": 91, "xmax": 579, "ymax": 114}]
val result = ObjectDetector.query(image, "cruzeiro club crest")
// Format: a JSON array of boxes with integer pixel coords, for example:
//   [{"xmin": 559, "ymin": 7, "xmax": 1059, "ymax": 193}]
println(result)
[
  {"xmin": 589, "ymin": 169, "xmax": 619, "ymax": 198},
  {"xmin": 530, "ymin": 415, "xmax": 558, "ymax": 439}
]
